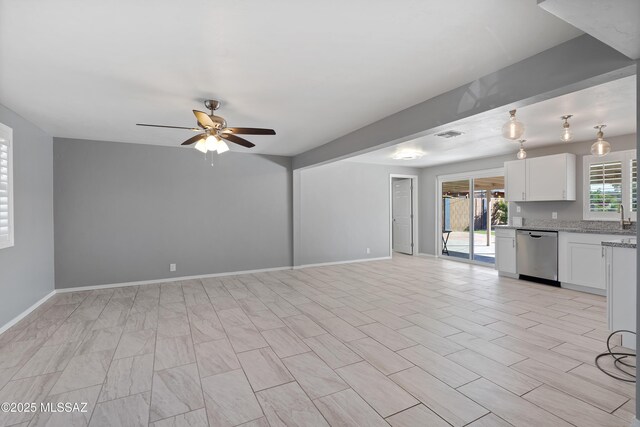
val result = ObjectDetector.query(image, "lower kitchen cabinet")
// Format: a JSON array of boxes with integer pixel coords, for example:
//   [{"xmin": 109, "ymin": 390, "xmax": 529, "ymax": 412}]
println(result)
[
  {"xmin": 605, "ymin": 245, "xmax": 636, "ymax": 350},
  {"xmin": 495, "ymin": 229, "xmax": 516, "ymax": 277},
  {"xmin": 558, "ymin": 232, "xmax": 624, "ymax": 295}
]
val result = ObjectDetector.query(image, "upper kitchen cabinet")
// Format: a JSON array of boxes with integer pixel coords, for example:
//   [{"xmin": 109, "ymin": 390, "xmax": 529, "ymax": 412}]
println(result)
[
  {"xmin": 527, "ymin": 153, "xmax": 576, "ymax": 201},
  {"xmin": 505, "ymin": 153, "xmax": 576, "ymax": 202},
  {"xmin": 505, "ymin": 160, "xmax": 527, "ymax": 201}
]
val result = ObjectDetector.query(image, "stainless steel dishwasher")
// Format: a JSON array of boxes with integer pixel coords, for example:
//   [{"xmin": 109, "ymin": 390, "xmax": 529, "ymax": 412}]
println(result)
[{"xmin": 516, "ymin": 230, "xmax": 558, "ymax": 281}]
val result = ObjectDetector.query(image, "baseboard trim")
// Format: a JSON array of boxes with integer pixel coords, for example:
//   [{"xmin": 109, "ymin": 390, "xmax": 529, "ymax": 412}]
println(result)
[
  {"xmin": 293, "ymin": 256, "xmax": 391, "ymax": 270},
  {"xmin": 0, "ymin": 290, "xmax": 56, "ymax": 335},
  {"xmin": 417, "ymin": 252, "xmax": 436, "ymax": 258},
  {"xmin": 56, "ymin": 266, "xmax": 293, "ymax": 293},
  {"xmin": 561, "ymin": 282, "xmax": 606, "ymax": 296}
]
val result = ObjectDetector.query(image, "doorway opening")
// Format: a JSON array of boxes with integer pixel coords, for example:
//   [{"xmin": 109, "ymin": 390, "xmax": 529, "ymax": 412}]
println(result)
[
  {"xmin": 437, "ymin": 169, "xmax": 506, "ymax": 264},
  {"xmin": 390, "ymin": 174, "xmax": 419, "ymax": 256}
]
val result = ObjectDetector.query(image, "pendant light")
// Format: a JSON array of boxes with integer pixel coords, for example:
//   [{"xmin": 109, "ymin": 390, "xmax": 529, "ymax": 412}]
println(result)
[
  {"xmin": 502, "ymin": 109, "xmax": 525, "ymax": 140},
  {"xmin": 590, "ymin": 125, "xmax": 611, "ymax": 157},
  {"xmin": 560, "ymin": 115, "xmax": 573, "ymax": 142},
  {"xmin": 516, "ymin": 140, "xmax": 527, "ymax": 160}
]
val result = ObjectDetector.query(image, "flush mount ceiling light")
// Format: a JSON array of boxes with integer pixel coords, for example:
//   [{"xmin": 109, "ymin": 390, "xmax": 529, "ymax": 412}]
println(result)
[
  {"xmin": 501, "ymin": 109, "xmax": 525, "ymax": 140},
  {"xmin": 516, "ymin": 139, "xmax": 527, "ymax": 160},
  {"xmin": 591, "ymin": 125, "xmax": 611, "ymax": 157},
  {"xmin": 392, "ymin": 149, "xmax": 424, "ymax": 160},
  {"xmin": 560, "ymin": 115, "xmax": 573, "ymax": 142}
]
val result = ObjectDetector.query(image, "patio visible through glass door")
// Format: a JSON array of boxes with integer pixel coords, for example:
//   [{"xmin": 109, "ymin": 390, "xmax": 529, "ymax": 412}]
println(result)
[
  {"xmin": 472, "ymin": 176, "xmax": 506, "ymax": 263},
  {"xmin": 441, "ymin": 174, "xmax": 506, "ymax": 264},
  {"xmin": 441, "ymin": 180, "xmax": 471, "ymax": 259}
]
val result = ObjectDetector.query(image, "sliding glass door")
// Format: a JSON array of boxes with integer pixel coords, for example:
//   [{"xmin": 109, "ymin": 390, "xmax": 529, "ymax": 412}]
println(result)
[
  {"xmin": 440, "ymin": 172, "xmax": 506, "ymax": 264},
  {"xmin": 441, "ymin": 180, "xmax": 471, "ymax": 259}
]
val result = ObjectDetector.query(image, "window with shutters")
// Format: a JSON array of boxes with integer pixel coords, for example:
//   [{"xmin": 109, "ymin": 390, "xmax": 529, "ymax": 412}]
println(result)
[
  {"xmin": 583, "ymin": 149, "xmax": 636, "ymax": 221},
  {"xmin": 0, "ymin": 123, "xmax": 13, "ymax": 249},
  {"xmin": 631, "ymin": 159, "xmax": 637, "ymax": 213}
]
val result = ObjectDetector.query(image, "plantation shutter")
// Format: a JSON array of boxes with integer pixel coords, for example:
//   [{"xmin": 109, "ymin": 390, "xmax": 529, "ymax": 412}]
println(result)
[
  {"xmin": 632, "ymin": 159, "xmax": 637, "ymax": 212},
  {"xmin": 589, "ymin": 161, "xmax": 622, "ymax": 213},
  {"xmin": 0, "ymin": 138, "xmax": 10, "ymax": 245}
]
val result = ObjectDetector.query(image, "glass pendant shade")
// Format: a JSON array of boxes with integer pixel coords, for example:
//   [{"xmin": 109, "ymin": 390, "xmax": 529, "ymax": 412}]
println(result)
[
  {"xmin": 194, "ymin": 139, "xmax": 208, "ymax": 153},
  {"xmin": 502, "ymin": 109, "xmax": 525, "ymax": 140},
  {"xmin": 205, "ymin": 134, "xmax": 220, "ymax": 151},
  {"xmin": 516, "ymin": 140, "xmax": 527, "ymax": 160},
  {"xmin": 590, "ymin": 125, "xmax": 610, "ymax": 157},
  {"xmin": 214, "ymin": 140, "xmax": 230, "ymax": 154},
  {"xmin": 560, "ymin": 115, "xmax": 573, "ymax": 142}
]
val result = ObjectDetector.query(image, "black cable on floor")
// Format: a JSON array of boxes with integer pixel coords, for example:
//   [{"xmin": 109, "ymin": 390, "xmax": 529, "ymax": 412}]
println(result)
[{"xmin": 594, "ymin": 330, "xmax": 636, "ymax": 383}]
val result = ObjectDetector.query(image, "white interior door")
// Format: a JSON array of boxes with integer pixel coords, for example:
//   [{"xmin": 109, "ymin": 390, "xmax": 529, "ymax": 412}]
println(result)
[{"xmin": 393, "ymin": 178, "xmax": 413, "ymax": 254}]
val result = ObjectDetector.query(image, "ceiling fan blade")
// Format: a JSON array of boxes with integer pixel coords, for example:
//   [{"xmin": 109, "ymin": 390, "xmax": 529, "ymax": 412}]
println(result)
[
  {"xmin": 221, "ymin": 133, "xmax": 255, "ymax": 148},
  {"xmin": 193, "ymin": 110, "xmax": 215, "ymax": 129},
  {"xmin": 222, "ymin": 127, "xmax": 276, "ymax": 135},
  {"xmin": 181, "ymin": 133, "xmax": 206, "ymax": 146},
  {"xmin": 137, "ymin": 123, "xmax": 201, "ymax": 131}
]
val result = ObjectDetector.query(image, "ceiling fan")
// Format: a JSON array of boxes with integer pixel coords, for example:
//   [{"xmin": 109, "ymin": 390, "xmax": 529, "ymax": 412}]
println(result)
[{"xmin": 136, "ymin": 100, "xmax": 276, "ymax": 154}]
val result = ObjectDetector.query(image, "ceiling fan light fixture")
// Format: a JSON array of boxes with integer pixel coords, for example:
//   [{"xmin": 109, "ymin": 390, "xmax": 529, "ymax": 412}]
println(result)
[
  {"xmin": 215, "ymin": 139, "xmax": 230, "ymax": 154},
  {"xmin": 560, "ymin": 114, "xmax": 573, "ymax": 142},
  {"xmin": 194, "ymin": 139, "xmax": 208, "ymax": 154},
  {"xmin": 590, "ymin": 125, "xmax": 611, "ymax": 157},
  {"xmin": 501, "ymin": 109, "xmax": 525, "ymax": 140},
  {"xmin": 205, "ymin": 134, "xmax": 221, "ymax": 151}
]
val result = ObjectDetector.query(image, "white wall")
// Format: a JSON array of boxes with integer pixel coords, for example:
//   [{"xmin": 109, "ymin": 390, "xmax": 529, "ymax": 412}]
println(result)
[
  {"xmin": 420, "ymin": 133, "xmax": 637, "ymax": 255},
  {"xmin": 295, "ymin": 161, "xmax": 419, "ymax": 266},
  {"xmin": 0, "ymin": 104, "xmax": 55, "ymax": 328}
]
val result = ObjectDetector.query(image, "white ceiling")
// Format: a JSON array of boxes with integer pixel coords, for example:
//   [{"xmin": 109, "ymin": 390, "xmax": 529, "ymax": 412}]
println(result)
[
  {"xmin": 0, "ymin": 0, "xmax": 582, "ymax": 156},
  {"xmin": 349, "ymin": 75, "xmax": 637, "ymax": 167}
]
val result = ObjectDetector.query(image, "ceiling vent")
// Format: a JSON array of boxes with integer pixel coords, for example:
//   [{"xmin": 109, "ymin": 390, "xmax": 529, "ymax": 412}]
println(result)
[{"xmin": 436, "ymin": 130, "xmax": 464, "ymax": 139}]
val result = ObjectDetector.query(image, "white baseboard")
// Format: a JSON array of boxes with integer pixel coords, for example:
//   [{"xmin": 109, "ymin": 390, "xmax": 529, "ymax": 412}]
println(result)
[
  {"xmin": 293, "ymin": 256, "xmax": 391, "ymax": 269},
  {"xmin": 561, "ymin": 282, "xmax": 606, "ymax": 296},
  {"xmin": 56, "ymin": 266, "xmax": 294, "ymax": 293},
  {"xmin": 417, "ymin": 252, "xmax": 436, "ymax": 258},
  {"xmin": 630, "ymin": 417, "xmax": 640, "ymax": 427},
  {"xmin": 0, "ymin": 290, "xmax": 56, "ymax": 335}
]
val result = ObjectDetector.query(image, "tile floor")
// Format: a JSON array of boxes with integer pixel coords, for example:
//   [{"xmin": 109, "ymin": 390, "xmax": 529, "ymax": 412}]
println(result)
[{"xmin": 0, "ymin": 255, "xmax": 635, "ymax": 426}]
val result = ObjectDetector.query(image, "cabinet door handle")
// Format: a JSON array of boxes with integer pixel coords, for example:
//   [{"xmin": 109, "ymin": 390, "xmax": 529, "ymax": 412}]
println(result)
[
  {"xmin": 512, "ymin": 239, "xmax": 515, "ymax": 248},
  {"xmin": 563, "ymin": 190, "xmax": 566, "ymax": 200},
  {"xmin": 522, "ymin": 191, "xmax": 525, "ymax": 200}
]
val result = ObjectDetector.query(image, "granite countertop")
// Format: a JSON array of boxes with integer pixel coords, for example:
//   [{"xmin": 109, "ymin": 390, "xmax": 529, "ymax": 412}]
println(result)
[
  {"xmin": 495, "ymin": 219, "xmax": 636, "ymax": 236},
  {"xmin": 601, "ymin": 238, "xmax": 637, "ymax": 249},
  {"xmin": 494, "ymin": 224, "xmax": 636, "ymax": 236}
]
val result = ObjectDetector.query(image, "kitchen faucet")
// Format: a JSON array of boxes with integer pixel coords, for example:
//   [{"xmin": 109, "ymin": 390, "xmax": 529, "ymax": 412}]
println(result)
[{"xmin": 618, "ymin": 204, "xmax": 632, "ymax": 229}]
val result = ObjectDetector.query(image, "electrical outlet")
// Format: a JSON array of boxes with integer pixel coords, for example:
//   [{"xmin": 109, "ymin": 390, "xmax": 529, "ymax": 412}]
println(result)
[
  {"xmin": 552, "ymin": 212, "xmax": 558, "ymax": 219},
  {"xmin": 170, "ymin": 263, "xmax": 176, "ymax": 272},
  {"xmin": 366, "ymin": 248, "xmax": 371, "ymax": 254},
  {"xmin": 516, "ymin": 205, "xmax": 521, "ymax": 213}
]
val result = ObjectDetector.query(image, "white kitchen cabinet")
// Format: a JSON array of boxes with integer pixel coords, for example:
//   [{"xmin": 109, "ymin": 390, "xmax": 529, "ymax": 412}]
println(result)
[
  {"xmin": 527, "ymin": 153, "xmax": 576, "ymax": 201},
  {"xmin": 505, "ymin": 160, "xmax": 527, "ymax": 202},
  {"xmin": 495, "ymin": 228, "xmax": 517, "ymax": 277},
  {"xmin": 605, "ymin": 244, "xmax": 636, "ymax": 349},
  {"xmin": 504, "ymin": 153, "xmax": 576, "ymax": 202},
  {"xmin": 558, "ymin": 232, "xmax": 623, "ymax": 295}
]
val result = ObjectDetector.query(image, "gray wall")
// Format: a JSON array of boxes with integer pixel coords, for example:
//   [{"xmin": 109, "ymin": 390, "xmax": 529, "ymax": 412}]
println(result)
[
  {"xmin": 0, "ymin": 104, "xmax": 55, "ymax": 327},
  {"xmin": 420, "ymin": 133, "xmax": 637, "ymax": 255},
  {"xmin": 54, "ymin": 138, "xmax": 292, "ymax": 289},
  {"xmin": 295, "ymin": 161, "xmax": 418, "ymax": 266}
]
